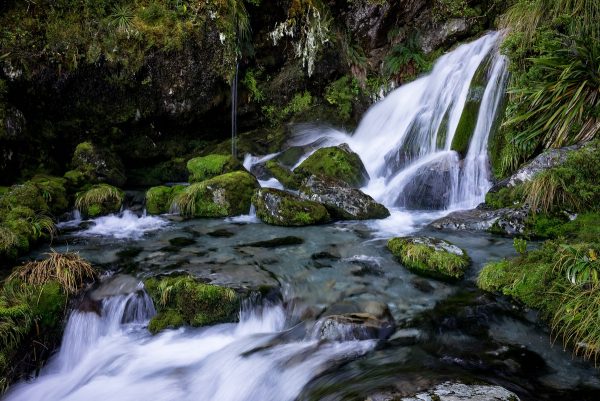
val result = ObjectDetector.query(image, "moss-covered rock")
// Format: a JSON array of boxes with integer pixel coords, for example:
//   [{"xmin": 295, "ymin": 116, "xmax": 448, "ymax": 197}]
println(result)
[
  {"xmin": 0, "ymin": 182, "xmax": 48, "ymax": 213},
  {"xmin": 186, "ymin": 154, "xmax": 245, "ymax": 183},
  {"xmin": 29, "ymin": 175, "xmax": 69, "ymax": 215},
  {"xmin": 145, "ymin": 185, "xmax": 184, "ymax": 215},
  {"xmin": 294, "ymin": 144, "xmax": 370, "ymax": 188},
  {"xmin": 265, "ymin": 159, "xmax": 302, "ymax": 190},
  {"xmin": 253, "ymin": 188, "xmax": 330, "ymax": 226},
  {"xmin": 387, "ymin": 236, "xmax": 470, "ymax": 280},
  {"xmin": 144, "ymin": 275, "xmax": 239, "ymax": 334},
  {"xmin": 75, "ymin": 184, "xmax": 124, "ymax": 218},
  {"xmin": 71, "ymin": 142, "xmax": 126, "ymax": 187},
  {"xmin": 172, "ymin": 171, "xmax": 258, "ymax": 218},
  {"xmin": 299, "ymin": 175, "xmax": 390, "ymax": 220}
]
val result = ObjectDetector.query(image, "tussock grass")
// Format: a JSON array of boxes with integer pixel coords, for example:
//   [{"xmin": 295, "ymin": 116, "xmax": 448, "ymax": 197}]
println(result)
[
  {"xmin": 170, "ymin": 183, "xmax": 204, "ymax": 217},
  {"xmin": 9, "ymin": 251, "xmax": 97, "ymax": 295},
  {"xmin": 0, "ymin": 227, "xmax": 18, "ymax": 254},
  {"xmin": 524, "ymin": 170, "xmax": 581, "ymax": 214},
  {"xmin": 75, "ymin": 184, "xmax": 123, "ymax": 215}
]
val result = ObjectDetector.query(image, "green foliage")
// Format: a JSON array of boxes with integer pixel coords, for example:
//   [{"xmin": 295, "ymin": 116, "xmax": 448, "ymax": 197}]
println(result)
[
  {"xmin": 324, "ymin": 76, "xmax": 359, "ymax": 121},
  {"xmin": 75, "ymin": 184, "xmax": 124, "ymax": 218},
  {"xmin": 387, "ymin": 237, "xmax": 470, "ymax": 281},
  {"xmin": 485, "ymin": 186, "xmax": 524, "ymax": 209},
  {"xmin": 554, "ymin": 244, "xmax": 600, "ymax": 285},
  {"xmin": 242, "ymin": 69, "xmax": 265, "ymax": 102},
  {"xmin": 145, "ymin": 275, "xmax": 239, "ymax": 334},
  {"xmin": 262, "ymin": 91, "xmax": 313, "ymax": 126},
  {"xmin": 294, "ymin": 145, "xmax": 368, "ymax": 187},
  {"xmin": 186, "ymin": 154, "xmax": 244, "ymax": 183},
  {"xmin": 383, "ymin": 35, "xmax": 428, "ymax": 82},
  {"xmin": 264, "ymin": 160, "xmax": 301, "ymax": 190},
  {"xmin": 513, "ymin": 237, "xmax": 528, "ymax": 255}
]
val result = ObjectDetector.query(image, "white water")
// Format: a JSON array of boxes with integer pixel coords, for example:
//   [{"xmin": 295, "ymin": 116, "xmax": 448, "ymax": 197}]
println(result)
[
  {"xmin": 81, "ymin": 210, "xmax": 169, "ymax": 240},
  {"xmin": 288, "ymin": 31, "xmax": 508, "ymax": 212},
  {"xmin": 5, "ymin": 284, "xmax": 375, "ymax": 401}
]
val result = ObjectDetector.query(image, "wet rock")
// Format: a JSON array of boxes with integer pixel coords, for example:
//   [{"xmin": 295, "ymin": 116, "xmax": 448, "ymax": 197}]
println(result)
[
  {"xmin": 346, "ymin": 255, "xmax": 384, "ymax": 276},
  {"xmin": 313, "ymin": 312, "xmax": 395, "ymax": 341},
  {"xmin": 90, "ymin": 275, "xmax": 143, "ymax": 301},
  {"xmin": 344, "ymin": 0, "xmax": 393, "ymax": 49},
  {"xmin": 387, "ymin": 236, "xmax": 470, "ymax": 280},
  {"xmin": 253, "ymin": 188, "xmax": 330, "ymax": 226},
  {"xmin": 396, "ymin": 382, "xmax": 520, "ymax": 401},
  {"xmin": 186, "ymin": 154, "xmax": 245, "ymax": 183},
  {"xmin": 430, "ymin": 204, "xmax": 528, "ymax": 236},
  {"xmin": 388, "ymin": 328, "xmax": 423, "ymax": 346},
  {"xmin": 411, "ymin": 277, "xmax": 435, "ymax": 293},
  {"xmin": 295, "ymin": 144, "xmax": 370, "ymax": 188},
  {"xmin": 76, "ymin": 296, "xmax": 102, "ymax": 315},
  {"xmin": 71, "ymin": 141, "xmax": 126, "ymax": 187},
  {"xmin": 265, "ymin": 159, "xmax": 302, "ymax": 190},
  {"xmin": 419, "ymin": 18, "xmax": 474, "ymax": 54},
  {"xmin": 238, "ymin": 236, "xmax": 304, "ymax": 248},
  {"xmin": 168, "ymin": 237, "xmax": 195, "ymax": 247},
  {"xmin": 207, "ymin": 228, "xmax": 236, "ymax": 238},
  {"xmin": 173, "ymin": 171, "xmax": 259, "ymax": 218},
  {"xmin": 490, "ymin": 143, "xmax": 584, "ymax": 192},
  {"xmin": 145, "ymin": 185, "xmax": 185, "ymax": 215},
  {"xmin": 299, "ymin": 175, "xmax": 390, "ymax": 220}
]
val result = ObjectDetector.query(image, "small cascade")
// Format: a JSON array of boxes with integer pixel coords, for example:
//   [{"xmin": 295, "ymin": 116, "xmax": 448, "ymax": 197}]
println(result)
[{"xmin": 81, "ymin": 210, "xmax": 168, "ymax": 239}]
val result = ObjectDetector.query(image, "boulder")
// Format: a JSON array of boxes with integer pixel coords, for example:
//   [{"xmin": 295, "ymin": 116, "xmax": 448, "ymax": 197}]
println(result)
[
  {"xmin": 430, "ymin": 204, "xmax": 529, "ymax": 236},
  {"xmin": 295, "ymin": 144, "xmax": 370, "ymax": 187},
  {"xmin": 172, "ymin": 171, "xmax": 259, "ymax": 218},
  {"xmin": 71, "ymin": 141, "xmax": 126, "ymax": 187},
  {"xmin": 396, "ymin": 382, "xmax": 520, "ymax": 401},
  {"xmin": 265, "ymin": 159, "xmax": 302, "ymax": 190},
  {"xmin": 75, "ymin": 184, "xmax": 124, "ymax": 218},
  {"xmin": 299, "ymin": 175, "xmax": 389, "ymax": 220},
  {"xmin": 145, "ymin": 185, "xmax": 185, "ymax": 215},
  {"xmin": 186, "ymin": 154, "xmax": 245, "ymax": 183},
  {"xmin": 312, "ymin": 312, "xmax": 395, "ymax": 341},
  {"xmin": 387, "ymin": 236, "xmax": 470, "ymax": 280},
  {"xmin": 253, "ymin": 188, "xmax": 330, "ymax": 226}
]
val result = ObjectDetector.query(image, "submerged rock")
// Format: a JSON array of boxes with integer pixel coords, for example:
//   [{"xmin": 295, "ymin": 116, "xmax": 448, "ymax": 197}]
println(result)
[
  {"xmin": 295, "ymin": 144, "xmax": 370, "ymax": 187},
  {"xmin": 430, "ymin": 205, "xmax": 528, "ymax": 236},
  {"xmin": 299, "ymin": 175, "xmax": 390, "ymax": 220},
  {"xmin": 313, "ymin": 312, "xmax": 395, "ymax": 341},
  {"xmin": 173, "ymin": 171, "xmax": 259, "ymax": 218},
  {"xmin": 238, "ymin": 236, "xmax": 304, "ymax": 248},
  {"xmin": 387, "ymin": 236, "xmax": 470, "ymax": 280},
  {"xmin": 396, "ymin": 382, "xmax": 520, "ymax": 401},
  {"xmin": 253, "ymin": 188, "xmax": 330, "ymax": 226},
  {"xmin": 186, "ymin": 154, "xmax": 245, "ymax": 183}
]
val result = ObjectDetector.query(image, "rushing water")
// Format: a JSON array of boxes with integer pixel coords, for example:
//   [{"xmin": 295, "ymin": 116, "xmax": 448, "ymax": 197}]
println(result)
[{"xmin": 5, "ymin": 32, "xmax": 600, "ymax": 401}]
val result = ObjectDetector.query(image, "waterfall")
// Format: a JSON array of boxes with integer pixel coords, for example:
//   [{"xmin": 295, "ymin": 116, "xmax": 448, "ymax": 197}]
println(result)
[
  {"xmin": 289, "ymin": 31, "xmax": 508, "ymax": 212},
  {"xmin": 231, "ymin": 60, "xmax": 239, "ymax": 158}
]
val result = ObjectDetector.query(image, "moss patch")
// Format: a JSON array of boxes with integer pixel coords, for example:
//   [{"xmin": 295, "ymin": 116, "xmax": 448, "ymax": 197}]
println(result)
[
  {"xmin": 75, "ymin": 184, "xmax": 124, "ymax": 218},
  {"xmin": 186, "ymin": 154, "xmax": 244, "ymax": 183},
  {"xmin": 172, "ymin": 171, "xmax": 258, "ymax": 218},
  {"xmin": 144, "ymin": 276, "xmax": 239, "ymax": 334},
  {"xmin": 387, "ymin": 236, "xmax": 470, "ymax": 280},
  {"xmin": 145, "ymin": 185, "xmax": 184, "ymax": 215},
  {"xmin": 295, "ymin": 144, "xmax": 369, "ymax": 187},
  {"xmin": 253, "ymin": 188, "xmax": 330, "ymax": 226},
  {"xmin": 265, "ymin": 160, "xmax": 302, "ymax": 190}
]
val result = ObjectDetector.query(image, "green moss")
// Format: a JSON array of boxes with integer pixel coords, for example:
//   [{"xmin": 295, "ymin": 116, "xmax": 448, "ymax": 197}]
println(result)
[
  {"xmin": 145, "ymin": 275, "xmax": 239, "ymax": 334},
  {"xmin": 295, "ymin": 145, "xmax": 368, "ymax": 187},
  {"xmin": 324, "ymin": 76, "xmax": 359, "ymax": 122},
  {"xmin": 186, "ymin": 154, "xmax": 244, "ymax": 183},
  {"xmin": 29, "ymin": 175, "xmax": 69, "ymax": 215},
  {"xmin": 172, "ymin": 171, "xmax": 258, "ymax": 218},
  {"xmin": 63, "ymin": 169, "xmax": 87, "ymax": 190},
  {"xmin": 485, "ymin": 186, "xmax": 524, "ymax": 209},
  {"xmin": 71, "ymin": 141, "xmax": 126, "ymax": 187},
  {"xmin": 387, "ymin": 237, "xmax": 470, "ymax": 280},
  {"xmin": 145, "ymin": 185, "xmax": 184, "ymax": 215},
  {"xmin": 0, "ymin": 183, "xmax": 48, "ymax": 213},
  {"xmin": 75, "ymin": 184, "xmax": 124, "ymax": 218},
  {"xmin": 253, "ymin": 188, "xmax": 330, "ymax": 226},
  {"xmin": 265, "ymin": 160, "xmax": 301, "ymax": 190}
]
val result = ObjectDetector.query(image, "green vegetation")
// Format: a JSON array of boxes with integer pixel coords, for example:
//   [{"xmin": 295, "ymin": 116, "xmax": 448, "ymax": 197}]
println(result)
[
  {"xmin": 75, "ymin": 184, "xmax": 124, "ymax": 218},
  {"xmin": 172, "ymin": 171, "xmax": 258, "ymax": 218},
  {"xmin": 145, "ymin": 275, "xmax": 239, "ymax": 334},
  {"xmin": 294, "ymin": 145, "xmax": 368, "ymax": 187},
  {"xmin": 262, "ymin": 91, "xmax": 313, "ymax": 127},
  {"xmin": 383, "ymin": 34, "xmax": 429, "ymax": 83},
  {"xmin": 496, "ymin": 0, "xmax": 600, "ymax": 175},
  {"xmin": 71, "ymin": 142, "xmax": 126, "ymax": 187},
  {"xmin": 387, "ymin": 237, "xmax": 470, "ymax": 280},
  {"xmin": 264, "ymin": 160, "xmax": 302, "ymax": 190},
  {"xmin": 253, "ymin": 188, "xmax": 330, "ymax": 226},
  {"xmin": 324, "ymin": 76, "xmax": 360, "ymax": 121},
  {"xmin": 0, "ymin": 252, "xmax": 97, "ymax": 392},
  {"xmin": 186, "ymin": 154, "xmax": 244, "ymax": 183},
  {"xmin": 145, "ymin": 185, "xmax": 184, "ymax": 215}
]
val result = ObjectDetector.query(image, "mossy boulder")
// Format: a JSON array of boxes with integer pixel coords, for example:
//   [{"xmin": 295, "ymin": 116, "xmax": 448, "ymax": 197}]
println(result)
[
  {"xmin": 387, "ymin": 236, "xmax": 470, "ymax": 280},
  {"xmin": 294, "ymin": 144, "xmax": 370, "ymax": 188},
  {"xmin": 71, "ymin": 141, "xmax": 126, "ymax": 187},
  {"xmin": 186, "ymin": 154, "xmax": 245, "ymax": 183},
  {"xmin": 299, "ymin": 175, "xmax": 389, "ymax": 220},
  {"xmin": 253, "ymin": 188, "xmax": 330, "ymax": 226},
  {"xmin": 29, "ymin": 175, "xmax": 69, "ymax": 215},
  {"xmin": 144, "ymin": 276, "xmax": 239, "ymax": 334},
  {"xmin": 173, "ymin": 171, "xmax": 259, "ymax": 218},
  {"xmin": 0, "ymin": 182, "xmax": 49, "ymax": 213},
  {"xmin": 265, "ymin": 159, "xmax": 302, "ymax": 190},
  {"xmin": 145, "ymin": 185, "xmax": 185, "ymax": 215},
  {"xmin": 75, "ymin": 184, "xmax": 124, "ymax": 218}
]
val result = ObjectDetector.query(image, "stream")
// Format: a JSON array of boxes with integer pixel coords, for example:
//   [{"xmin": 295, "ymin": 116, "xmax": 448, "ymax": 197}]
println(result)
[{"xmin": 4, "ymin": 31, "xmax": 600, "ymax": 400}]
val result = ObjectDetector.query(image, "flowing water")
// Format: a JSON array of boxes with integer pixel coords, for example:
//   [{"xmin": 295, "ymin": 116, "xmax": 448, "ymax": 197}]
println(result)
[{"xmin": 5, "ymin": 32, "xmax": 600, "ymax": 400}]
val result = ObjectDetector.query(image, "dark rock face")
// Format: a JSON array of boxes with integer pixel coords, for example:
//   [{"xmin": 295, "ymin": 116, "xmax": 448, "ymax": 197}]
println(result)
[
  {"xmin": 430, "ymin": 204, "xmax": 529, "ymax": 236},
  {"xmin": 312, "ymin": 312, "xmax": 396, "ymax": 341},
  {"xmin": 299, "ymin": 175, "xmax": 389, "ymax": 220}
]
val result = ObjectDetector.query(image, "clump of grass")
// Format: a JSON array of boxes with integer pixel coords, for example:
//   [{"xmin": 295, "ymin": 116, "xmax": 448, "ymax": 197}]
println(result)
[
  {"xmin": 9, "ymin": 251, "xmax": 97, "ymax": 295},
  {"xmin": 524, "ymin": 170, "xmax": 581, "ymax": 214},
  {"xmin": 75, "ymin": 184, "xmax": 123, "ymax": 217},
  {"xmin": 171, "ymin": 183, "xmax": 204, "ymax": 217},
  {"xmin": 554, "ymin": 244, "xmax": 600, "ymax": 285},
  {"xmin": 0, "ymin": 227, "xmax": 18, "ymax": 255}
]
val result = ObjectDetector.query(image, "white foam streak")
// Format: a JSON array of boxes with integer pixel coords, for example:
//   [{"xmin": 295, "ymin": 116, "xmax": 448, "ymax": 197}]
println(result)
[{"xmin": 81, "ymin": 210, "xmax": 168, "ymax": 239}]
